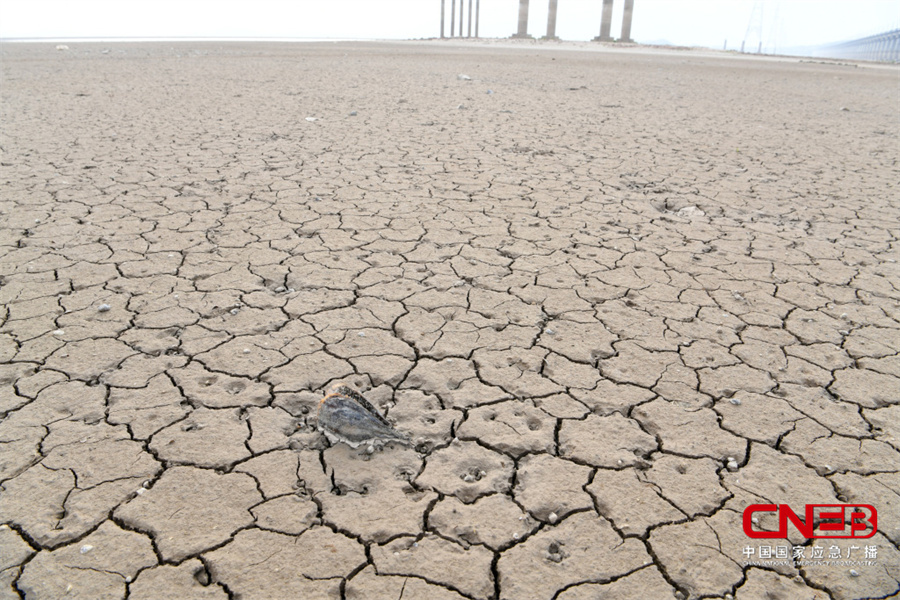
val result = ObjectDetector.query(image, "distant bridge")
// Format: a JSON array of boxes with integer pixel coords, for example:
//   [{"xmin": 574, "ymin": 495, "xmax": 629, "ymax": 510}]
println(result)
[
  {"xmin": 816, "ymin": 29, "xmax": 900, "ymax": 63},
  {"xmin": 440, "ymin": 0, "xmax": 636, "ymax": 43}
]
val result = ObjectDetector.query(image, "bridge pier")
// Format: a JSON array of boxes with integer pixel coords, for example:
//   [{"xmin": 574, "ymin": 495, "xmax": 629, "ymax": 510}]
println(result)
[
  {"xmin": 450, "ymin": 0, "xmax": 455, "ymax": 37},
  {"xmin": 619, "ymin": 0, "xmax": 634, "ymax": 43},
  {"xmin": 593, "ymin": 0, "xmax": 614, "ymax": 42},
  {"xmin": 620, "ymin": 0, "xmax": 635, "ymax": 42},
  {"xmin": 475, "ymin": 0, "xmax": 480, "ymax": 37},
  {"xmin": 544, "ymin": 0, "xmax": 559, "ymax": 39},
  {"xmin": 512, "ymin": 0, "xmax": 532, "ymax": 38}
]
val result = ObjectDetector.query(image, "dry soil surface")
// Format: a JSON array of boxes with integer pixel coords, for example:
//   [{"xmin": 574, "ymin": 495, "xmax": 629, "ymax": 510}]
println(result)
[{"xmin": 0, "ymin": 40, "xmax": 898, "ymax": 600}]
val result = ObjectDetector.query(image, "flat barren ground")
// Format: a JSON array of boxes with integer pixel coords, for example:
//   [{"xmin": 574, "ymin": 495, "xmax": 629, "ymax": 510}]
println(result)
[{"xmin": 0, "ymin": 40, "xmax": 898, "ymax": 600}]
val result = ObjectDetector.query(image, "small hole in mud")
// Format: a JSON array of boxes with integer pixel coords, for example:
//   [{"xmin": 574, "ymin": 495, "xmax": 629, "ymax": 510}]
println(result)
[
  {"xmin": 527, "ymin": 418, "xmax": 541, "ymax": 431},
  {"xmin": 193, "ymin": 566, "xmax": 211, "ymax": 586},
  {"xmin": 675, "ymin": 464, "xmax": 687, "ymax": 474}
]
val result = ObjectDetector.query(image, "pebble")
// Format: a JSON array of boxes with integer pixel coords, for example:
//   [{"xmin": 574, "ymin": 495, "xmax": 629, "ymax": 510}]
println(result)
[
  {"xmin": 457, "ymin": 74, "xmax": 471, "ymax": 80},
  {"xmin": 849, "ymin": 569, "xmax": 859, "ymax": 577},
  {"xmin": 727, "ymin": 459, "xmax": 739, "ymax": 471},
  {"xmin": 275, "ymin": 286, "xmax": 286, "ymax": 293},
  {"xmin": 548, "ymin": 512, "xmax": 558, "ymax": 524},
  {"xmin": 52, "ymin": 330, "xmax": 65, "ymax": 335},
  {"xmin": 349, "ymin": 111, "xmax": 358, "ymax": 116},
  {"xmin": 729, "ymin": 397, "xmax": 741, "ymax": 405},
  {"xmin": 79, "ymin": 544, "xmax": 93, "ymax": 554},
  {"xmin": 305, "ymin": 117, "xmax": 317, "ymax": 122},
  {"xmin": 230, "ymin": 308, "xmax": 239, "ymax": 315},
  {"xmin": 97, "ymin": 303, "xmax": 111, "ymax": 312},
  {"xmin": 243, "ymin": 348, "xmax": 250, "ymax": 354}
]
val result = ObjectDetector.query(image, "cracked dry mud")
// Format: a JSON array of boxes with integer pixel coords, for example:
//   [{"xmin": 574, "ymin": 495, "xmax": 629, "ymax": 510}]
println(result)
[{"xmin": 0, "ymin": 40, "xmax": 898, "ymax": 600}]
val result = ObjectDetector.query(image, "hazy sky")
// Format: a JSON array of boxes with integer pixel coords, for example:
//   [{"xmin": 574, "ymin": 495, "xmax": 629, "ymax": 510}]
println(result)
[{"xmin": 1, "ymin": 0, "xmax": 897, "ymax": 51}]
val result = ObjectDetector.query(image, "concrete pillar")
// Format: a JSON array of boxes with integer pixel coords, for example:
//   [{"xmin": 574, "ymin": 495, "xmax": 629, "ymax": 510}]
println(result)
[
  {"xmin": 451, "ymin": 0, "xmax": 455, "ymax": 37},
  {"xmin": 620, "ymin": 0, "xmax": 635, "ymax": 42},
  {"xmin": 475, "ymin": 0, "xmax": 480, "ymax": 37},
  {"xmin": 467, "ymin": 0, "xmax": 473, "ymax": 37},
  {"xmin": 441, "ymin": 0, "xmax": 445, "ymax": 38},
  {"xmin": 545, "ymin": 0, "xmax": 559, "ymax": 39},
  {"xmin": 513, "ymin": 0, "xmax": 531, "ymax": 38},
  {"xmin": 593, "ymin": 0, "xmax": 614, "ymax": 42}
]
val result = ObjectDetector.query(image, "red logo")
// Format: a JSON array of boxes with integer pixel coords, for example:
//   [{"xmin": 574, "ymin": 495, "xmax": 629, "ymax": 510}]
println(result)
[{"xmin": 743, "ymin": 504, "xmax": 877, "ymax": 539}]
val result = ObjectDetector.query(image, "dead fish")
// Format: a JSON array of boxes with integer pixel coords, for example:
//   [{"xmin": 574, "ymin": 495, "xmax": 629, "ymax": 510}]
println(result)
[{"xmin": 317, "ymin": 383, "xmax": 410, "ymax": 449}]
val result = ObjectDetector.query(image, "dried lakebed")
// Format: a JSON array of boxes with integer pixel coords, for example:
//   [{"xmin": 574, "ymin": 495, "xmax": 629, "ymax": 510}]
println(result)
[{"xmin": 0, "ymin": 41, "xmax": 898, "ymax": 600}]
